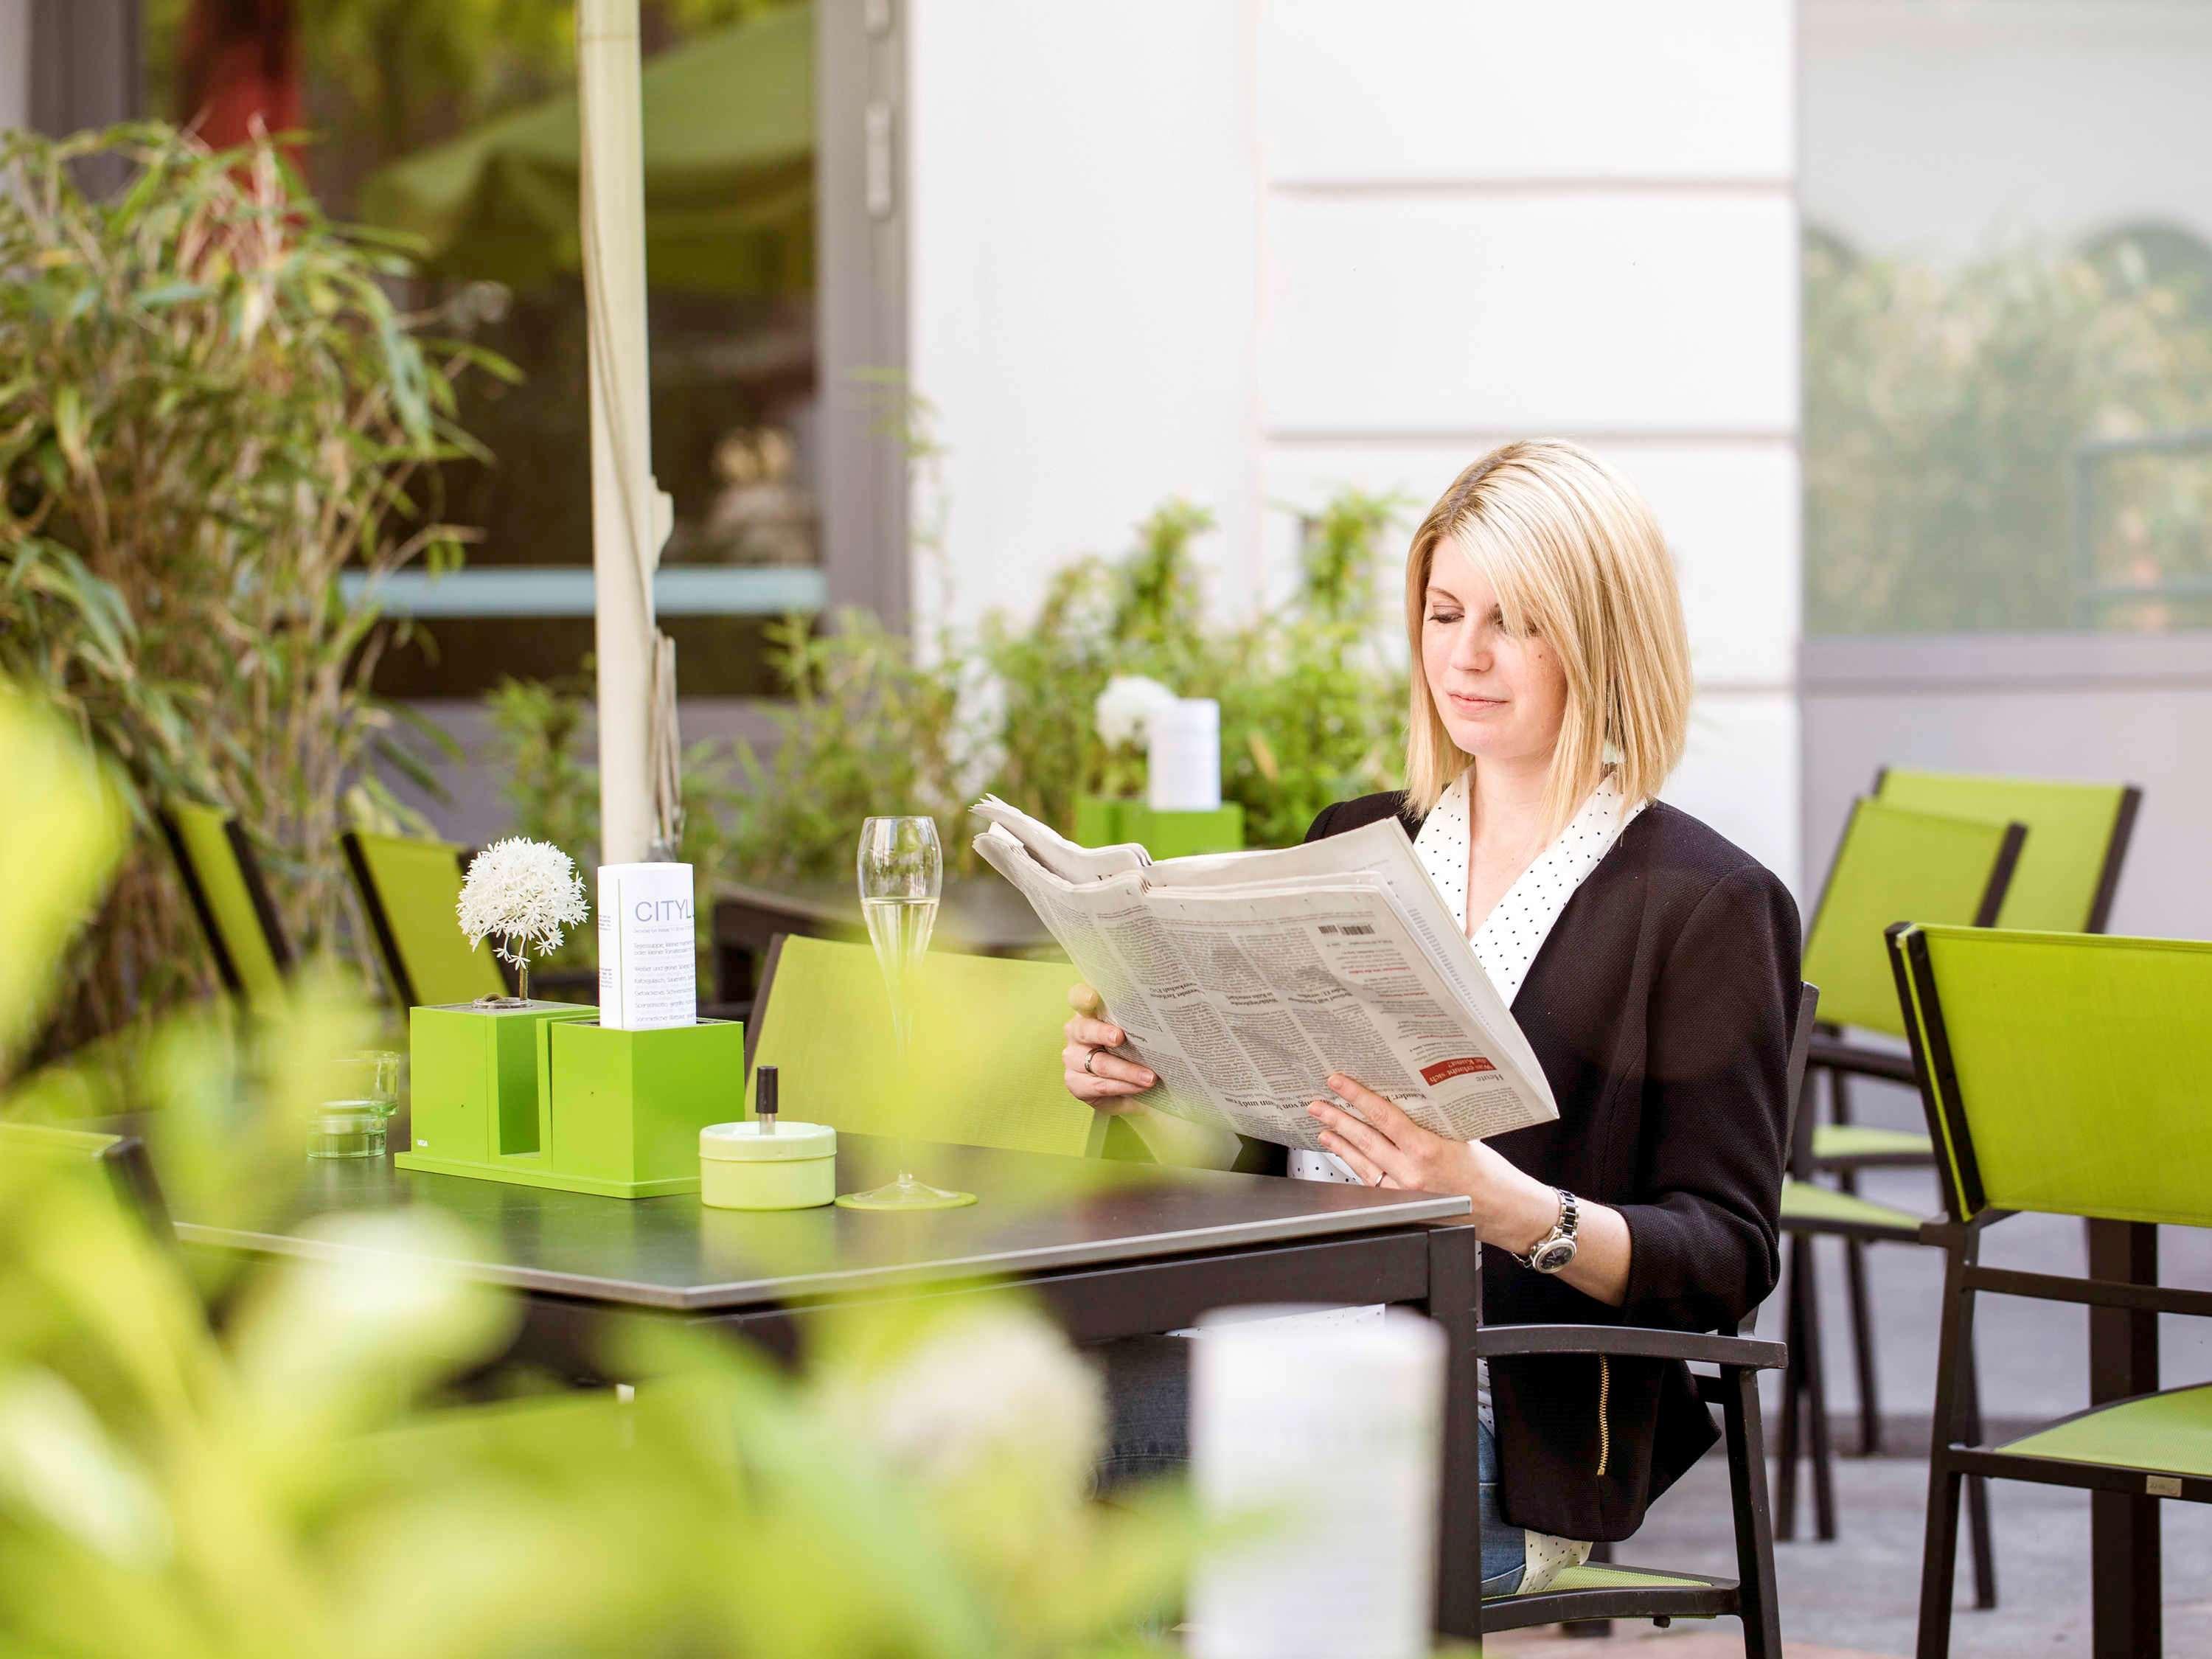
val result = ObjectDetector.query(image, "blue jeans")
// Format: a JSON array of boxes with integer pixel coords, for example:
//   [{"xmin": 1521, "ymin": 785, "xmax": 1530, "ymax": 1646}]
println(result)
[{"xmin": 1093, "ymin": 1335, "xmax": 1529, "ymax": 1597}]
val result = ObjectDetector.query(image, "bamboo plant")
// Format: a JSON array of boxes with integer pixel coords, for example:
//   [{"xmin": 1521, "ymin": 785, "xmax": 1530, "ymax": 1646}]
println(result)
[{"xmin": 0, "ymin": 123, "xmax": 509, "ymax": 1048}]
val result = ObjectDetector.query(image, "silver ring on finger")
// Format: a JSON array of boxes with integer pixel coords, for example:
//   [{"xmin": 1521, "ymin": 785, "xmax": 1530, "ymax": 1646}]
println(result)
[{"xmin": 1082, "ymin": 1046, "xmax": 1103, "ymax": 1077}]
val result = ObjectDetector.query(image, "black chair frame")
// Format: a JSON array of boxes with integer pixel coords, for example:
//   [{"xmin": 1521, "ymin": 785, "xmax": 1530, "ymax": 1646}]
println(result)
[{"xmin": 1470, "ymin": 981, "xmax": 1818, "ymax": 1655}]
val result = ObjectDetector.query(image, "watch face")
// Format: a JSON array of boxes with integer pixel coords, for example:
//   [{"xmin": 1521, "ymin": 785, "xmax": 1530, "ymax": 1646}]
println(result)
[{"xmin": 1531, "ymin": 1239, "xmax": 1578, "ymax": 1274}]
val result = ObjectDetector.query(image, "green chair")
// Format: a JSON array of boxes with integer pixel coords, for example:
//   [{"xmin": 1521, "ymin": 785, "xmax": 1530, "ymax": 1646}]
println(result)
[
  {"xmin": 342, "ymin": 830, "xmax": 510, "ymax": 1009},
  {"xmin": 0, "ymin": 1122, "xmax": 173, "ymax": 1244},
  {"xmin": 1888, "ymin": 924, "xmax": 2212, "ymax": 1659},
  {"xmin": 156, "ymin": 801, "xmax": 292, "ymax": 1008},
  {"xmin": 1475, "ymin": 981, "xmax": 1818, "ymax": 1656},
  {"xmin": 744, "ymin": 935, "xmax": 1228, "ymax": 1163},
  {"xmin": 1814, "ymin": 771, "xmax": 2138, "ymax": 1170},
  {"xmin": 1809, "ymin": 772, "xmax": 2141, "ymax": 1465},
  {"xmin": 1775, "ymin": 798, "xmax": 2023, "ymax": 1597}
]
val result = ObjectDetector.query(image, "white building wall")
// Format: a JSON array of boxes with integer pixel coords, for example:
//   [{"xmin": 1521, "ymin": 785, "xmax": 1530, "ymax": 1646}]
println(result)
[
  {"xmin": 904, "ymin": 1, "xmax": 1261, "ymax": 641},
  {"xmin": 908, "ymin": 0, "xmax": 1801, "ymax": 883},
  {"xmin": 1802, "ymin": 0, "xmax": 2212, "ymax": 260}
]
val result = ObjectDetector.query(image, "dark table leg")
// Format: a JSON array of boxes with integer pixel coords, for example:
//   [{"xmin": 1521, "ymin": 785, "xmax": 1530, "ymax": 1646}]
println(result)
[
  {"xmin": 2087, "ymin": 1219, "xmax": 2160, "ymax": 1659},
  {"xmin": 1424, "ymin": 1222, "xmax": 1484, "ymax": 1644}
]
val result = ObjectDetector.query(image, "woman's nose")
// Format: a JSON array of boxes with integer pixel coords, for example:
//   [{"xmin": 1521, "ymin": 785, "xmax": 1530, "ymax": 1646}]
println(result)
[{"xmin": 1450, "ymin": 622, "xmax": 1492, "ymax": 670}]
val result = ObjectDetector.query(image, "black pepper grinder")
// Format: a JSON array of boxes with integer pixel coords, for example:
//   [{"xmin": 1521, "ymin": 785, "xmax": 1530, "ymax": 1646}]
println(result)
[{"xmin": 756, "ymin": 1065, "xmax": 779, "ymax": 1135}]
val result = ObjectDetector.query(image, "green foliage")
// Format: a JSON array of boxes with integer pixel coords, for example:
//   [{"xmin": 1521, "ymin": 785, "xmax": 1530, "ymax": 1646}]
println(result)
[
  {"xmin": 485, "ymin": 672, "xmax": 745, "ymax": 969},
  {"xmin": 1804, "ymin": 230, "xmax": 2212, "ymax": 633},
  {"xmin": 482, "ymin": 487, "xmax": 1409, "ymax": 891},
  {"xmin": 725, "ymin": 613, "xmax": 977, "ymax": 888},
  {"xmin": 0, "ymin": 686, "xmax": 1195, "ymax": 1658},
  {"xmin": 0, "ymin": 124, "xmax": 501, "ymax": 1048},
  {"xmin": 1110, "ymin": 499, "xmax": 1214, "ymax": 672}
]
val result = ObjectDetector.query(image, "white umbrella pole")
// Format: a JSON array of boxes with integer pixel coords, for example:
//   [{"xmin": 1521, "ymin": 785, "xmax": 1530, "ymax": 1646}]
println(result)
[{"xmin": 579, "ymin": 0, "xmax": 674, "ymax": 866}]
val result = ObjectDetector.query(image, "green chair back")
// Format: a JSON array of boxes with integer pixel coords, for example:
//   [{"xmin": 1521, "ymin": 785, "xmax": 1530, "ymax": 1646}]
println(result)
[
  {"xmin": 1801, "ymin": 799, "xmax": 2024, "ymax": 1034},
  {"xmin": 343, "ymin": 831, "xmax": 509, "ymax": 1008},
  {"xmin": 1875, "ymin": 768, "xmax": 2139, "ymax": 932},
  {"xmin": 1890, "ymin": 924, "xmax": 2212, "ymax": 1229},
  {"xmin": 744, "ymin": 936, "xmax": 1104, "ymax": 1158},
  {"xmin": 157, "ymin": 801, "xmax": 291, "ymax": 1007}
]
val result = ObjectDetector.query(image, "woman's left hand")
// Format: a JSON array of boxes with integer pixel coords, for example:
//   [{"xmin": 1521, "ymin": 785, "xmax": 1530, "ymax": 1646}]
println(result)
[{"xmin": 1308, "ymin": 1073, "xmax": 1554, "ymax": 1252}]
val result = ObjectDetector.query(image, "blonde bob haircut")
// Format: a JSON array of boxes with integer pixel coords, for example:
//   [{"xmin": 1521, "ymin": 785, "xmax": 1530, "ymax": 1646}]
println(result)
[{"xmin": 1403, "ymin": 439, "xmax": 1691, "ymax": 838}]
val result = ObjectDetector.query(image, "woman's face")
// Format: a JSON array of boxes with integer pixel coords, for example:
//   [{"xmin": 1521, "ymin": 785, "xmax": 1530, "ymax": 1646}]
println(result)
[{"xmin": 1420, "ymin": 540, "xmax": 1569, "ymax": 772}]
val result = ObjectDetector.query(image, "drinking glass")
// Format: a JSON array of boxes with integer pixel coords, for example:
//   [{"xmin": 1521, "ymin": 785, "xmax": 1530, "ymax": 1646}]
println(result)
[
  {"xmin": 835, "ymin": 815, "xmax": 975, "ymax": 1210},
  {"xmin": 309, "ymin": 1049, "xmax": 401, "ymax": 1159}
]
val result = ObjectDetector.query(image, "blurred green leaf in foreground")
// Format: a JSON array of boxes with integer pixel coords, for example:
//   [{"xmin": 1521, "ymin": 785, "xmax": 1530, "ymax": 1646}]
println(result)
[{"xmin": 0, "ymin": 684, "xmax": 1195, "ymax": 1658}]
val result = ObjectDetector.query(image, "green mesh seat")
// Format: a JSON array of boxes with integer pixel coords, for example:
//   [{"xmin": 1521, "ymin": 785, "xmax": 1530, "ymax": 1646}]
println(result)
[
  {"xmin": 1778, "ymin": 1178, "xmax": 1922, "ymax": 1241},
  {"xmin": 342, "ymin": 830, "xmax": 509, "ymax": 1008},
  {"xmin": 745, "ymin": 935, "xmax": 1140, "ymax": 1160},
  {"xmin": 156, "ymin": 800, "xmax": 291, "ymax": 1009},
  {"xmin": 1809, "ymin": 1122, "xmax": 1933, "ymax": 1165},
  {"xmin": 1998, "ymin": 1385, "xmax": 2212, "ymax": 1481},
  {"xmin": 1480, "ymin": 1561, "xmax": 1736, "ymax": 1633},
  {"xmin": 1891, "ymin": 925, "xmax": 2212, "ymax": 1655},
  {"xmin": 1539, "ymin": 1563, "xmax": 1711, "ymax": 1595}
]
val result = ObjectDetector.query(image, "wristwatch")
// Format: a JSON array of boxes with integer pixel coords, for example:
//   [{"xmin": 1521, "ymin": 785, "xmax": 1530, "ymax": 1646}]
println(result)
[{"xmin": 1515, "ymin": 1189, "xmax": 1580, "ymax": 1274}]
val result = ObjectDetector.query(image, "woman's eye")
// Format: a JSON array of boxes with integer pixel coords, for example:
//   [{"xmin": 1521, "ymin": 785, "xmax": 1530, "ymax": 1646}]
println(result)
[{"xmin": 1426, "ymin": 610, "xmax": 1461, "ymax": 625}]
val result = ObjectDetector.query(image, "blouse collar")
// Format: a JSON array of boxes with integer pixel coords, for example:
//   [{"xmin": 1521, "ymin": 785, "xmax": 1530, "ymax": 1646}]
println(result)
[{"xmin": 1412, "ymin": 768, "xmax": 1644, "ymax": 1007}]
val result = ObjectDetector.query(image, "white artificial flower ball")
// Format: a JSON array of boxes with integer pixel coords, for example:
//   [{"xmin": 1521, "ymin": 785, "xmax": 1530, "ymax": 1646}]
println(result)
[
  {"xmin": 1094, "ymin": 675, "xmax": 1178, "ymax": 748},
  {"xmin": 827, "ymin": 1307, "xmax": 1106, "ymax": 1497},
  {"xmin": 456, "ymin": 837, "xmax": 589, "ymax": 967}
]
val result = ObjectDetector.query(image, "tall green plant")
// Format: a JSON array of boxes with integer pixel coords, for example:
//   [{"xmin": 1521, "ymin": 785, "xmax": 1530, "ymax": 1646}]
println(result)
[{"xmin": 0, "ymin": 124, "xmax": 502, "ymax": 1043}]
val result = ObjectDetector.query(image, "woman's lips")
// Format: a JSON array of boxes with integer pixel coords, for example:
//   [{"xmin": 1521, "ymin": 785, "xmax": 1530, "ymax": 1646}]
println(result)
[{"xmin": 1447, "ymin": 692, "xmax": 1506, "ymax": 712}]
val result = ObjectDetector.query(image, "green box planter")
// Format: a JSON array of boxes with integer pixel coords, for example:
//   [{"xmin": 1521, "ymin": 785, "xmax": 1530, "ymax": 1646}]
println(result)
[
  {"xmin": 1073, "ymin": 796, "xmax": 1245, "ymax": 858},
  {"xmin": 399, "ymin": 1006, "xmax": 745, "ymax": 1198},
  {"xmin": 400, "ymin": 1001, "xmax": 595, "ymax": 1173}
]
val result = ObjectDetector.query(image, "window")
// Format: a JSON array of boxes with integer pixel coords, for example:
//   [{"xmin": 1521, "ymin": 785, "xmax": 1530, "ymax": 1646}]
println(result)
[
  {"xmin": 1801, "ymin": 0, "xmax": 2212, "ymax": 634},
  {"xmin": 141, "ymin": 0, "xmax": 829, "ymax": 695}
]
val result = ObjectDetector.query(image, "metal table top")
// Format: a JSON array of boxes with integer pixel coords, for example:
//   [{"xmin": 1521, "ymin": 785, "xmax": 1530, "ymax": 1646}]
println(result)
[{"xmin": 175, "ymin": 1134, "xmax": 1470, "ymax": 1312}]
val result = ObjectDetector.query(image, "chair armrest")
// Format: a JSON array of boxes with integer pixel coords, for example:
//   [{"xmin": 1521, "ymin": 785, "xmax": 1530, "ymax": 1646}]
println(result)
[
  {"xmin": 1475, "ymin": 1323, "xmax": 1787, "ymax": 1371},
  {"xmin": 1804, "ymin": 1035, "xmax": 1916, "ymax": 1085}
]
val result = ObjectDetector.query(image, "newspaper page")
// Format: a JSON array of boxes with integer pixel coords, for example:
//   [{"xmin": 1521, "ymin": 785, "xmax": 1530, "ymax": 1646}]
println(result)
[{"xmin": 973, "ymin": 800, "xmax": 1558, "ymax": 1152}]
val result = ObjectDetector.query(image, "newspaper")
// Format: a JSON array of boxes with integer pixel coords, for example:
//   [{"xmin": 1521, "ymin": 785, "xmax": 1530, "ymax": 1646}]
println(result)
[{"xmin": 972, "ymin": 796, "xmax": 1557, "ymax": 1153}]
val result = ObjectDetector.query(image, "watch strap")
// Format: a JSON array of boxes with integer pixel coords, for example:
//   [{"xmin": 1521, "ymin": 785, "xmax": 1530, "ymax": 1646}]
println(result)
[{"xmin": 1514, "ymin": 1189, "xmax": 1578, "ymax": 1267}]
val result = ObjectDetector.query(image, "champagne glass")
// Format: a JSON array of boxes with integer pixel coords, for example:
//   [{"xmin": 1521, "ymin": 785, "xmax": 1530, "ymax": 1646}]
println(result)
[{"xmin": 835, "ymin": 815, "xmax": 976, "ymax": 1210}]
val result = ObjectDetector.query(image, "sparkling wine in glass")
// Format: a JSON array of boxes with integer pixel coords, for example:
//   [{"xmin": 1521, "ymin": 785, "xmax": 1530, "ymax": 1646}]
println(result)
[{"xmin": 835, "ymin": 815, "xmax": 975, "ymax": 1210}]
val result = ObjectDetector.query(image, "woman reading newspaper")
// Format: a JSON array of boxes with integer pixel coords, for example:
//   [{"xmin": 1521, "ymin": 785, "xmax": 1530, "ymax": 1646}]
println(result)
[{"xmin": 1065, "ymin": 440, "xmax": 1800, "ymax": 1597}]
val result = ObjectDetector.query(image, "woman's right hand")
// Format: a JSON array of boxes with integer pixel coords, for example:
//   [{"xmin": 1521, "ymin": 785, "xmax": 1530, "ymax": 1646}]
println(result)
[{"xmin": 1062, "ymin": 982, "xmax": 1157, "ymax": 1115}]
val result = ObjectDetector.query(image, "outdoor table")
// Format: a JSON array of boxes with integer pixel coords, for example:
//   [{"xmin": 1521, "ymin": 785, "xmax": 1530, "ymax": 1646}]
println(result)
[
  {"xmin": 711, "ymin": 879, "xmax": 1057, "ymax": 1004},
  {"xmin": 173, "ymin": 1132, "xmax": 1488, "ymax": 1639}
]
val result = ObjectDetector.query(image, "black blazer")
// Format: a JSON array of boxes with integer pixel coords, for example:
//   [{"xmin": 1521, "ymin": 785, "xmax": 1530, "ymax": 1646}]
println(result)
[{"xmin": 1265, "ymin": 790, "xmax": 1801, "ymax": 1542}]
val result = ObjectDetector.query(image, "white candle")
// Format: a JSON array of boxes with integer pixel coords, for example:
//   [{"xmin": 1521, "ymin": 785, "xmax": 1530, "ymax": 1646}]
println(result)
[
  {"xmin": 1147, "ymin": 696, "xmax": 1221, "ymax": 813},
  {"xmin": 1189, "ymin": 1307, "xmax": 1445, "ymax": 1659}
]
